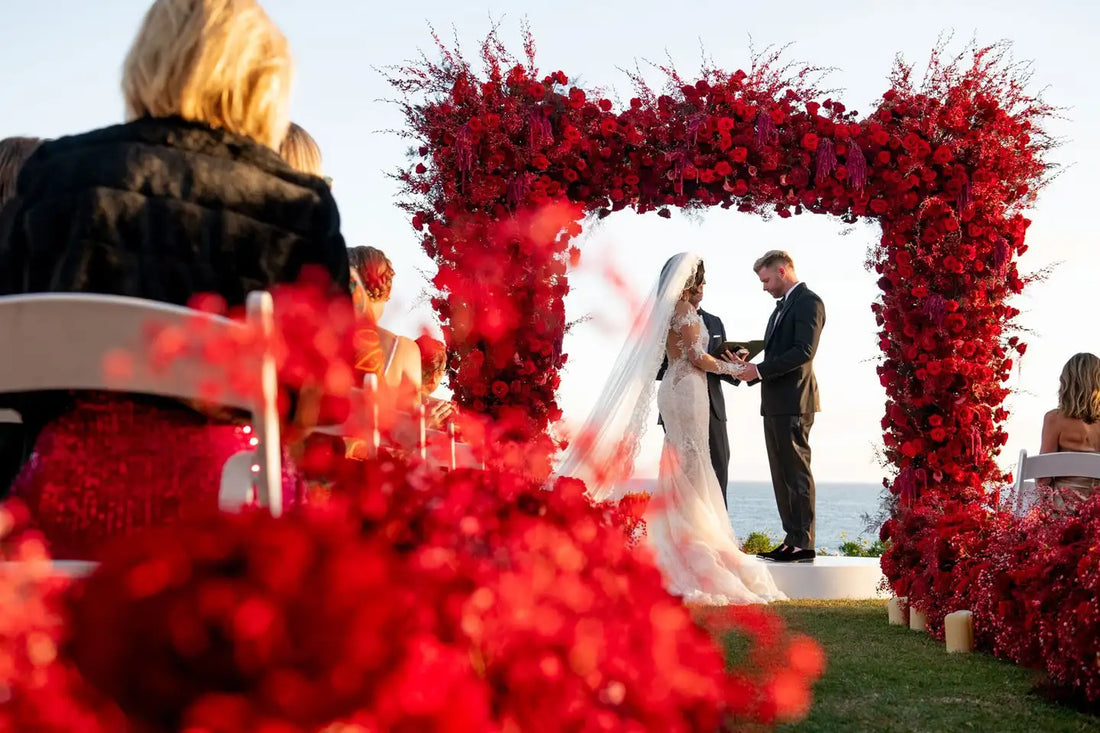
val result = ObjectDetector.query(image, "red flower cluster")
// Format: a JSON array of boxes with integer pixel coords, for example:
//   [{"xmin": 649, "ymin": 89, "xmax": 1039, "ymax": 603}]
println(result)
[
  {"xmin": 881, "ymin": 495, "xmax": 1100, "ymax": 703},
  {"xmin": 0, "ymin": 459, "xmax": 823, "ymax": 731},
  {"xmin": 0, "ymin": 501, "xmax": 128, "ymax": 732}
]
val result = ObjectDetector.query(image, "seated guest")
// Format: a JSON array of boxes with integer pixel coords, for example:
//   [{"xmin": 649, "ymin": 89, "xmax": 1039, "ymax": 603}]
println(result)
[
  {"xmin": 0, "ymin": 0, "xmax": 350, "ymax": 558},
  {"xmin": 0, "ymin": 137, "xmax": 44, "ymax": 496},
  {"xmin": 347, "ymin": 246, "xmax": 421, "ymax": 394},
  {"xmin": 279, "ymin": 122, "xmax": 326, "ymax": 181},
  {"xmin": 1039, "ymin": 352, "xmax": 1100, "ymax": 511},
  {"xmin": 415, "ymin": 334, "xmax": 455, "ymax": 430}
]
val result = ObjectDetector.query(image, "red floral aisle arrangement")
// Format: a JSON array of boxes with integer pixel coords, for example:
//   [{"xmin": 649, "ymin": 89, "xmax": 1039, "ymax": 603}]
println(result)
[
  {"xmin": 0, "ymin": 501, "xmax": 128, "ymax": 732},
  {"xmin": 881, "ymin": 495, "xmax": 1100, "ymax": 703},
  {"xmin": 4, "ymin": 468, "xmax": 823, "ymax": 731}
]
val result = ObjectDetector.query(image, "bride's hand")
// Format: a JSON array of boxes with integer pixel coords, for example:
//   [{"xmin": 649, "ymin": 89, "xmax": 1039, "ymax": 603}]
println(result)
[{"xmin": 720, "ymin": 350, "xmax": 746, "ymax": 364}]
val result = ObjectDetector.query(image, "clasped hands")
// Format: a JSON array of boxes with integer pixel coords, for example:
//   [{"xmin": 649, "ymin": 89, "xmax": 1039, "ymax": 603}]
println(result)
[{"xmin": 720, "ymin": 348, "xmax": 760, "ymax": 381}]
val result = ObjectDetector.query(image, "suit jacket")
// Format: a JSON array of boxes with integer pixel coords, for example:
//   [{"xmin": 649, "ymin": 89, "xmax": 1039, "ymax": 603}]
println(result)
[
  {"xmin": 657, "ymin": 308, "xmax": 735, "ymax": 422},
  {"xmin": 757, "ymin": 283, "xmax": 825, "ymax": 416}
]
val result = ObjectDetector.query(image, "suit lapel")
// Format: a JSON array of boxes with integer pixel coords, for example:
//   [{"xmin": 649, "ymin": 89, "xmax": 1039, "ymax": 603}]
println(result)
[{"xmin": 765, "ymin": 283, "xmax": 804, "ymax": 348}]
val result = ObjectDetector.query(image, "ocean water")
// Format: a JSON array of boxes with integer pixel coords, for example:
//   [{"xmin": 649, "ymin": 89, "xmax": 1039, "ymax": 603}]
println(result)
[{"xmin": 622, "ymin": 479, "xmax": 885, "ymax": 553}]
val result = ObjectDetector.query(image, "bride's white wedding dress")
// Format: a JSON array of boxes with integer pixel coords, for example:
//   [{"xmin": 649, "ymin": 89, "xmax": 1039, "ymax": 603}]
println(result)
[
  {"xmin": 554, "ymin": 252, "xmax": 785, "ymax": 605},
  {"xmin": 651, "ymin": 304, "xmax": 786, "ymax": 604}
]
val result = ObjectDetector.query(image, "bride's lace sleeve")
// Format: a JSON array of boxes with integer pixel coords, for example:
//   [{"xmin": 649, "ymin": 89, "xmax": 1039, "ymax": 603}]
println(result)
[{"xmin": 672, "ymin": 304, "xmax": 745, "ymax": 377}]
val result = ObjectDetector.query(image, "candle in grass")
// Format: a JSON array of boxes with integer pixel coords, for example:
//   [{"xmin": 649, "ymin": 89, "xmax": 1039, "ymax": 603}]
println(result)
[
  {"xmin": 909, "ymin": 607, "xmax": 927, "ymax": 632},
  {"xmin": 944, "ymin": 610, "xmax": 975, "ymax": 653},
  {"xmin": 887, "ymin": 596, "xmax": 908, "ymax": 626}
]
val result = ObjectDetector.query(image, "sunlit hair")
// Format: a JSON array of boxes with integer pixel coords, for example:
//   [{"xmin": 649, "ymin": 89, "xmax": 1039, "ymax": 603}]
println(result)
[
  {"xmin": 415, "ymin": 335, "xmax": 447, "ymax": 385},
  {"xmin": 122, "ymin": 0, "xmax": 293, "ymax": 150},
  {"xmin": 0, "ymin": 137, "xmax": 42, "ymax": 206},
  {"xmin": 1058, "ymin": 352, "xmax": 1100, "ymax": 423},
  {"xmin": 279, "ymin": 122, "xmax": 323, "ymax": 176},
  {"xmin": 753, "ymin": 249, "xmax": 795, "ymax": 273},
  {"xmin": 347, "ymin": 246, "xmax": 394, "ymax": 302}
]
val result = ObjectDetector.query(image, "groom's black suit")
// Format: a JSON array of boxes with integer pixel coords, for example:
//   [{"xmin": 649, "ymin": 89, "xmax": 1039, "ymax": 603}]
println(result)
[
  {"xmin": 756, "ymin": 283, "xmax": 825, "ymax": 550},
  {"xmin": 656, "ymin": 308, "xmax": 735, "ymax": 505}
]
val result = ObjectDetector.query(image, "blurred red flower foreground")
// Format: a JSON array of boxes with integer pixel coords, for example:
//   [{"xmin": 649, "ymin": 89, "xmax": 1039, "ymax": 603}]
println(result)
[
  {"xmin": 0, "ymin": 467, "xmax": 823, "ymax": 731},
  {"xmin": 0, "ymin": 279, "xmax": 822, "ymax": 731}
]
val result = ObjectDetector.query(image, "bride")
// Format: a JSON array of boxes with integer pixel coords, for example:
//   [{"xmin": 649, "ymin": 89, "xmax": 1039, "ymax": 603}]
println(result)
[{"xmin": 556, "ymin": 253, "xmax": 785, "ymax": 604}]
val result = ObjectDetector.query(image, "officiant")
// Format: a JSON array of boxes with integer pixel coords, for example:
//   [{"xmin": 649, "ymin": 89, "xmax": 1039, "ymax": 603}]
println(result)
[{"xmin": 656, "ymin": 269, "xmax": 755, "ymax": 507}]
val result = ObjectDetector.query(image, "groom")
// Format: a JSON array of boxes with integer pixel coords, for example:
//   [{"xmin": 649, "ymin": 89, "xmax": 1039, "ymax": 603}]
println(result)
[
  {"xmin": 736, "ymin": 250, "xmax": 825, "ymax": 564},
  {"xmin": 656, "ymin": 268, "xmax": 737, "ymax": 505}
]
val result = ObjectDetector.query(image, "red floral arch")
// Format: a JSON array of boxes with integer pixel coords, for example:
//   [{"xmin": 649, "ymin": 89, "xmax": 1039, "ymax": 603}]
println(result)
[
  {"xmin": 391, "ymin": 38, "xmax": 1100, "ymax": 697},
  {"xmin": 391, "ymin": 32, "xmax": 1051, "ymax": 492}
]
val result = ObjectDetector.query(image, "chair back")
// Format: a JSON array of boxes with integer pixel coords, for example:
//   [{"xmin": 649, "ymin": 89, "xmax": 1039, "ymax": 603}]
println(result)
[{"xmin": 0, "ymin": 292, "xmax": 282, "ymax": 514}]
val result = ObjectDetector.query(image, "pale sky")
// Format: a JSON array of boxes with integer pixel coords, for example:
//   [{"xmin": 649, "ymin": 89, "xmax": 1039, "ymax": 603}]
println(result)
[{"xmin": 2, "ymin": 0, "xmax": 1098, "ymax": 482}]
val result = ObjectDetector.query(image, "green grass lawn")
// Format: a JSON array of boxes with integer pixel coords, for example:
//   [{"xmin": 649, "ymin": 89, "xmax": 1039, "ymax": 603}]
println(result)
[{"xmin": 746, "ymin": 600, "xmax": 1098, "ymax": 733}]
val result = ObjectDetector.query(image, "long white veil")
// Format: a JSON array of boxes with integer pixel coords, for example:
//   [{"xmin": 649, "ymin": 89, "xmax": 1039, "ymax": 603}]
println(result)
[{"xmin": 554, "ymin": 252, "xmax": 701, "ymax": 501}]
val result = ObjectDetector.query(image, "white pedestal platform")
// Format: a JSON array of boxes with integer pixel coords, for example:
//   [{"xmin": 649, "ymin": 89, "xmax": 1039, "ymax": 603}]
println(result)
[
  {"xmin": 767, "ymin": 556, "xmax": 889, "ymax": 600},
  {"xmin": 3, "ymin": 558, "xmax": 889, "ymax": 600}
]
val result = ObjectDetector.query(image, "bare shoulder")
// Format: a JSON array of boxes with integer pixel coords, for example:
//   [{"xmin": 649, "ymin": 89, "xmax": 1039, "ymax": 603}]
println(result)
[
  {"xmin": 397, "ymin": 335, "xmax": 421, "ymax": 358},
  {"xmin": 1043, "ymin": 408, "xmax": 1062, "ymax": 425},
  {"xmin": 674, "ymin": 299, "xmax": 692, "ymax": 315}
]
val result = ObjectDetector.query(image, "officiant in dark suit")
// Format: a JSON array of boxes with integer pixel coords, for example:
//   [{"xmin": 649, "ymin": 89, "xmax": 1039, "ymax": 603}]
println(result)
[
  {"xmin": 656, "ymin": 269, "xmax": 738, "ymax": 505},
  {"xmin": 736, "ymin": 250, "xmax": 825, "ymax": 564}
]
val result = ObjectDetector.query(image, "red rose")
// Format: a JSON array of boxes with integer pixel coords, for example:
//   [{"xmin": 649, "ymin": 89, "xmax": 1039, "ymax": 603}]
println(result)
[
  {"xmin": 598, "ymin": 98, "xmax": 613, "ymax": 111},
  {"xmin": 801, "ymin": 133, "xmax": 819, "ymax": 151},
  {"xmin": 932, "ymin": 145, "xmax": 953, "ymax": 164},
  {"xmin": 930, "ymin": 427, "xmax": 948, "ymax": 442},
  {"xmin": 731, "ymin": 147, "xmax": 748, "ymax": 163},
  {"xmin": 715, "ymin": 161, "xmax": 733, "ymax": 177},
  {"xmin": 491, "ymin": 380, "xmax": 509, "ymax": 399}
]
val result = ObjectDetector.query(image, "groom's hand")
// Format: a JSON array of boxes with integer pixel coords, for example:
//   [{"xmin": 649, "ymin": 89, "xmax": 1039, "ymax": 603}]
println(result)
[{"xmin": 740, "ymin": 362, "xmax": 760, "ymax": 382}]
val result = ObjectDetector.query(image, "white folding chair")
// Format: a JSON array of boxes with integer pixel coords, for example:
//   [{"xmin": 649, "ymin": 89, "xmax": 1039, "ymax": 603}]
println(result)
[
  {"xmin": 0, "ymin": 291, "xmax": 282, "ymax": 515},
  {"xmin": 1013, "ymin": 448, "xmax": 1100, "ymax": 514}
]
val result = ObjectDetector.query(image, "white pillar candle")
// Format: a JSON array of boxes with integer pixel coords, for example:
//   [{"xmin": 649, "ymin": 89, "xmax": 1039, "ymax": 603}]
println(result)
[
  {"xmin": 887, "ymin": 597, "xmax": 908, "ymax": 626},
  {"xmin": 944, "ymin": 610, "xmax": 975, "ymax": 653},
  {"xmin": 909, "ymin": 606, "xmax": 927, "ymax": 632}
]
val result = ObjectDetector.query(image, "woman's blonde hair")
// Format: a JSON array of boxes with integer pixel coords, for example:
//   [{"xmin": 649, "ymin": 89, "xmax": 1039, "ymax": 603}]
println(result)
[
  {"xmin": 122, "ymin": 0, "xmax": 293, "ymax": 150},
  {"xmin": 0, "ymin": 137, "xmax": 42, "ymax": 206},
  {"xmin": 1059, "ymin": 352, "xmax": 1100, "ymax": 423},
  {"xmin": 279, "ymin": 122, "xmax": 323, "ymax": 176}
]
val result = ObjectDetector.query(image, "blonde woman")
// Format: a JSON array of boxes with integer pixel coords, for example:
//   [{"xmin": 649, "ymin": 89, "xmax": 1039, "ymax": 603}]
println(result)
[
  {"xmin": 1039, "ymin": 352, "xmax": 1100, "ymax": 510},
  {"xmin": 0, "ymin": 0, "xmax": 350, "ymax": 559}
]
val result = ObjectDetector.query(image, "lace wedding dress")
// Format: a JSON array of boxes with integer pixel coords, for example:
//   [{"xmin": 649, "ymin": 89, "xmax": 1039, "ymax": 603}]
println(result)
[
  {"xmin": 651, "ymin": 304, "xmax": 786, "ymax": 604},
  {"xmin": 554, "ymin": 253, "xmax": 785, "ymax": 605}
]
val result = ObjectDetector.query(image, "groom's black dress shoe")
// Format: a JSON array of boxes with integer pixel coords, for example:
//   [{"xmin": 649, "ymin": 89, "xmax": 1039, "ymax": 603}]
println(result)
[
  {"xmin": 756, "ymin": 545, "xmax": 788, "ymax": 560},
  {"xmin": 772, "ymin": 548, "xmax": 816, "ymax": 563}
]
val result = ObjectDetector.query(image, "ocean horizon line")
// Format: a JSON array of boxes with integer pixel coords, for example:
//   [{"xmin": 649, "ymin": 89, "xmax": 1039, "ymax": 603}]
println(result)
[{"xmin": 628, "ymin": 478, "xmax": 885, "ymax": 487}]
